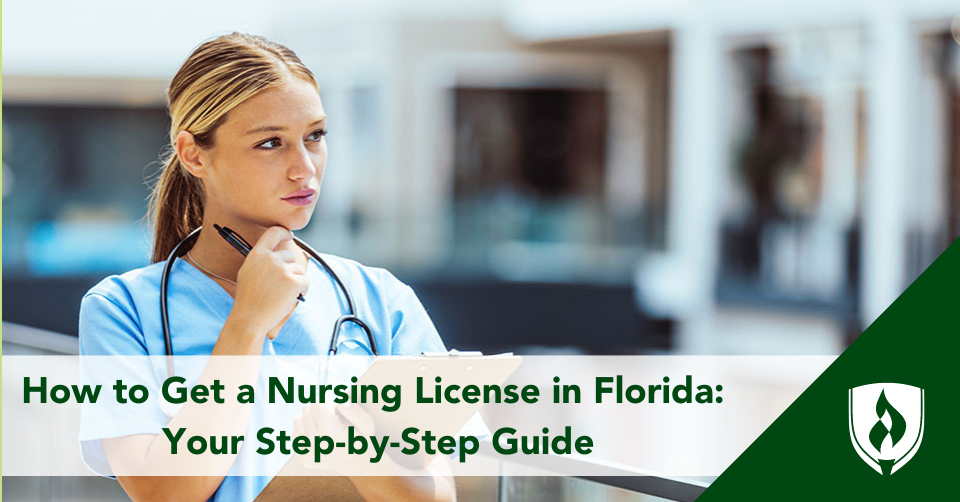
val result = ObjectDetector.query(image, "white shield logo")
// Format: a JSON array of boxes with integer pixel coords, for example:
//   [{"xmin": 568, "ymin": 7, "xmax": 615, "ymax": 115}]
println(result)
[{"xmin": 848, "ymin": 383, "xmax": 924, "ymax": 475}]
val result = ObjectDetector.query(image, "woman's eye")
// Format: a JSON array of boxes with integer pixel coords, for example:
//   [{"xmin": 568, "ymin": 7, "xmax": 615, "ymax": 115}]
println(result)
[
  {"xmin": 256, "ymin": 130, "xmax": 326, "ymax": 150},
  {"xmin": 256, "ymin": 138, "xmax": 281, "ymax": 150},
  {"xmin": 307, "ymin": 129, "xmax": 328, "ymax": 142}
]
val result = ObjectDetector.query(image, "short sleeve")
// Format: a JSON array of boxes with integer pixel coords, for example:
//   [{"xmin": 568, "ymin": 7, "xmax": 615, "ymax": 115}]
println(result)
[
  {"xmin": 386, "ymin": 280, "xmax": 447, "ymax": 356},
  {"xmin": 78, "ymin": 292, "xmax": 169, "ymax": 476},
  {"xmin": 79, "ymin": 292, "xmax": 147, "ymax": 356}
]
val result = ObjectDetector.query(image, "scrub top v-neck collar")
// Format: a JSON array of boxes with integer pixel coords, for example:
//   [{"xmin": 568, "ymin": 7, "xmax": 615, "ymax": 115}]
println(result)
[
  {"xmin": 177, "ymin": 256, "xmax": 238, "ymax": 308},
  {"xmin": 172, "ymin": 254, "xmax": 329, "ymax": 355}
]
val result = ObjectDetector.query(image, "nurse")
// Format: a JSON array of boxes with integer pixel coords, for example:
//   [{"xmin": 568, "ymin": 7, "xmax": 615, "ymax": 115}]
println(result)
[{"xmin": 78, "ymin": 32, "xmax": 469, "ymax": 501}]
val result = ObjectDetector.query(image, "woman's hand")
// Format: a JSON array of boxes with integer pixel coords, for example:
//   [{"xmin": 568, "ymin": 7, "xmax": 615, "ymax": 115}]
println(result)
[
  {"xmin": 293, "ymin": 402, "xmax": 374, "ymax": 468},
  {"xmin": 293, "ymin": 403, "xmax": 457, "ymax": 501},
  {"xmin": 231, "ymin": 226, "xmax": 309, "ymax": 338}
]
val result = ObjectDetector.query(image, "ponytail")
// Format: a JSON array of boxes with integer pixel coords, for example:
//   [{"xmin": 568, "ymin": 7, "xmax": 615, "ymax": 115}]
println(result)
[{"xmin": 148, "ymin": 154, "xmax": 204, "ymax": 263}]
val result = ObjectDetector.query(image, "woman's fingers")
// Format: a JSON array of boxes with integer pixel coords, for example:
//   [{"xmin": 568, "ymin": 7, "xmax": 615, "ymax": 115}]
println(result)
[
  {"xmin": 274, "ymin": 247, "xmax": 309, "ymax": 275},
  {"xmin": 273, "ymin": 249, "xmax": 299, "ymax": 264},
  {"xmin": 293, "ymin": 414, "xmax": 307, "ymax": 437},
  {"xmin": 253, "ymin": 226, "xmax": 292, "ymax": 253},
  {"xmin": 234, "ymin": 227, "xmax": 312, "ymax": 335},
  {"xmin": 303, "ymin": 404, "xmax": 322, "ymax": 437},
  {"xmin": 302, "ymin": 403, "xmax": 348, "ymax": 437},
  {"xmin": 266, "ymin": 302, "xmax": 297, "ymax": 340},
  {"xmin": 302, "ymin": 404, "xmax": 319, "ymax": 433},
  {"xmin": 336, "ymin": 403, "xmax": 376, "ymax": 435}
]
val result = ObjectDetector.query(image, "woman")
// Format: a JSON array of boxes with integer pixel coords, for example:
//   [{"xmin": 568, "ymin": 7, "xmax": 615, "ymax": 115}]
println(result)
[{"xmin": 78, "ymin": 32, "xmax": 471, "ymax": 501}]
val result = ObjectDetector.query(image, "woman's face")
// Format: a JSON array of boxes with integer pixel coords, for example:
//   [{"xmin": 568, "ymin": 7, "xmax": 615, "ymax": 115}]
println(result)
[{"xmin": 198, "ymin": 77, "xmax": 327, "ymax": 232}]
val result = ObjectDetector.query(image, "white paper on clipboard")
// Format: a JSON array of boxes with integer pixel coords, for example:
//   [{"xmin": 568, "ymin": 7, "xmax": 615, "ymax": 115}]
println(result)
[
  {"xmin": 269, "ymin": 351, "xmax": 522, "ymax": 479},
  {"xmin": 357, "ymin": 352, "xmax": 521, "ymax": 442}
]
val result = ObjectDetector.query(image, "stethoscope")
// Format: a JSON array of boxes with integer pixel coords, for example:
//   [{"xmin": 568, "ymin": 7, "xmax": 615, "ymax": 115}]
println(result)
[{"xmin": 159, "ymin": 226, "xmax": 379, "ymax": 380}]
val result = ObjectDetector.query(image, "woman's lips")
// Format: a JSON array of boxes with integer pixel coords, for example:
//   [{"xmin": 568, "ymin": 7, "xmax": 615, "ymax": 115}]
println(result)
[{"xmin": 282, "ymin": 189, "xmax": 316, "ymax": 207}]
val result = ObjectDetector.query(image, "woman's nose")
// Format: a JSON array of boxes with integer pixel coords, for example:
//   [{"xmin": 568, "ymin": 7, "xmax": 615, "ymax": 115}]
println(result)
[{"xmin": 288, "ymin": 143, "xmax": 320, "ymax": 180}]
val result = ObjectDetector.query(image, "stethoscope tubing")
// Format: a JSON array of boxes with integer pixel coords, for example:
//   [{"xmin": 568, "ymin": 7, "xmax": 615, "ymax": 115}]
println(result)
[{"xmin": 159, "ymin": 226, "xmax": 378, "ymax": 378}]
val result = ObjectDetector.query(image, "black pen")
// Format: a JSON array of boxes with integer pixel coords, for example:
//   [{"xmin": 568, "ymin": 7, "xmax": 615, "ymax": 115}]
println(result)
[{"xmin": 213, "ymin": 223, "xmax": 306, "ymax": 302}]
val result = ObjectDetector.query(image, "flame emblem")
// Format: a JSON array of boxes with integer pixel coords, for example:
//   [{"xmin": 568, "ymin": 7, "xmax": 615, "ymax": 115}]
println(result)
[{"xmin": 868, "ymin": 389, "xmax": 906, "ymax": 453}]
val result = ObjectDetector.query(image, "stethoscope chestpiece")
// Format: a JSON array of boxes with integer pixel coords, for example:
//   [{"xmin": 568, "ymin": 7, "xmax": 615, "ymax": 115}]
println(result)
[{"xmin": 328, "ymin": 315, "xmax": 377, "ymax": 356}]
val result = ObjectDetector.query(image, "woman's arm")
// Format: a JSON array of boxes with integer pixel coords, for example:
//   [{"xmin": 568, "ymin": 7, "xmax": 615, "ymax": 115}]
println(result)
[
  {"xmin": 101, "ymin": 228, "xmax": 309, "ymax": 501},
  {"xmin": 101, "ymin": 315, "xmax": 266, "ymax": 501}
]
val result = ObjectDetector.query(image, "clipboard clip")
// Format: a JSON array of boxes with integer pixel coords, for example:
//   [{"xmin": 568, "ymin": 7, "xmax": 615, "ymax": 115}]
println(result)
[{"xmin": 420, "ymin": 348, "xmax": 484, "ymax": 357}]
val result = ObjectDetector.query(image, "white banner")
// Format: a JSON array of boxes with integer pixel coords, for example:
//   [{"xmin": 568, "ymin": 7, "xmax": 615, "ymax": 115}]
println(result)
[{"xmin": 2, "ymin": 355, "xmax": 833, "ymax": 477}]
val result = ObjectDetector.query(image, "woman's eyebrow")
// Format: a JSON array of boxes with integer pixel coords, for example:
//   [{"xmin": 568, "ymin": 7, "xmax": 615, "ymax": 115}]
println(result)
[{"xmin": 244, "ymin": 117, "xmax": 327, "ymax": 135}]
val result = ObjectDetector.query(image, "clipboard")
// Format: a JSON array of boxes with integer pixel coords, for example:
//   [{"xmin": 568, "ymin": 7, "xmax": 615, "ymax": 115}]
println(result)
[{"xmin": 256, "ymin": 352, "xmax": 522, "ymax": 501}]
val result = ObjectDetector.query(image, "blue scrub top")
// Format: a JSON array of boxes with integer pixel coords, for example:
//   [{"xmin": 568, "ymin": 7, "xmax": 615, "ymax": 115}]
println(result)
[{"xmin": 77, "ymin": 252, "xmax": 477, "ymax": 501}]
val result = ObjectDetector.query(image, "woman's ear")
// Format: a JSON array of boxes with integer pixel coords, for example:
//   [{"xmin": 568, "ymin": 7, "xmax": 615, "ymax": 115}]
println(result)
[{"xmin": 175, "ymin": 130, "xmax": 208, "ymax": 178}]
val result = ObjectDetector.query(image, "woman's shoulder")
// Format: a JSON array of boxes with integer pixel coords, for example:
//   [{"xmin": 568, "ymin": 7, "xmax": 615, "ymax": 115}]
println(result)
[
  {"xmin": 314, "ymin": 252, "xmax": 410, "ymax": 293},
  {"xmin": 315, "ymin": 252, "xmax": 444, "ymax": 355},
  {"xmin": 78, "ymin": 262, "xmax": 168, "ymax": 353},
  {"xmin": 83, "ymin": 261, "xmax": 167, "ymax": 307}
]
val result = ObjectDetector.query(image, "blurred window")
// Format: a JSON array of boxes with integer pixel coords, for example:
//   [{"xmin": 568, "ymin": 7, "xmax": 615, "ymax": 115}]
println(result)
[
  {"xmin": 450, "ymin": 87, "xmax": 646, "ymax": 282},
  {"xmin": 718, "ymin": 37, "xmax": 864, "ymax": 316},
  {"xmin": 906, "ymin": 30, "xmax": 960, "ymax": 282},
  {"xmin": 2, "ymin": 104, "xmax": 167, "ymax": 276}
]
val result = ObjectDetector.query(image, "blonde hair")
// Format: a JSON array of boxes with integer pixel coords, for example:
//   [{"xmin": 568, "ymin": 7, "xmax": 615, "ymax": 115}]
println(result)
[{"xmin": 148, "ymin": 32, "xmax": 318, "ymax": 263}]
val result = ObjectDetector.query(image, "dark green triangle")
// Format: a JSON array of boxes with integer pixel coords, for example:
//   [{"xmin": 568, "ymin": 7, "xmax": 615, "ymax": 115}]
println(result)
[{"xmin": 696, "ymin": 237, "xmax": 960, "ymax": 500}]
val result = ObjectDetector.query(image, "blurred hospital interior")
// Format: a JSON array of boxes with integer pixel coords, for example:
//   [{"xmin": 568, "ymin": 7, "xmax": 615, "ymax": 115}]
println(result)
[{"xmin": 2, "ymin": 0, "xmax": 959, "ymax": 498}]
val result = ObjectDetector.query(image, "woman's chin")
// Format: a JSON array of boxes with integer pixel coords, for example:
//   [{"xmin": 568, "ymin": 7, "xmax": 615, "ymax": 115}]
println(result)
[
  {"xmin": 281, "ymin": 212, "xmax": 314, "ymax": 232},
  {"xmin": 236, "ymin": 208, "xmax": 313, "ymax": 232}
]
